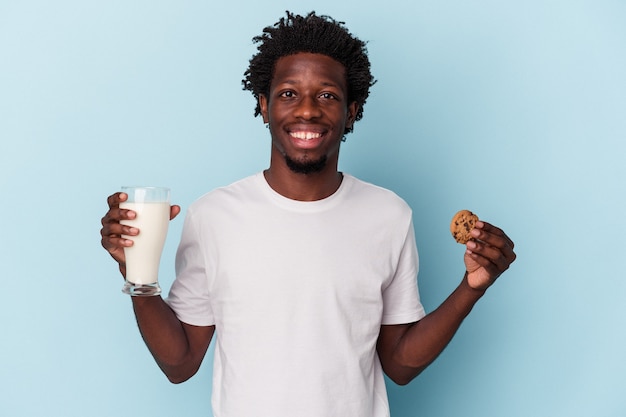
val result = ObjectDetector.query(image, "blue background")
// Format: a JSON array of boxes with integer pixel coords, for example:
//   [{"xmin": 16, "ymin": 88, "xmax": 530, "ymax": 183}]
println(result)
[{"xmin": 1, "ymin": 1, "xmax": 625, "ymax": 416}]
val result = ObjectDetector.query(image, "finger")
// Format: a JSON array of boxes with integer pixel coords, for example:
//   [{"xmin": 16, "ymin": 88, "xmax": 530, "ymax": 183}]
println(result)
[
  {"xmin": 101, "ymin": 205, "xmax": 137, "ymax": 227},
  {"xmin": 100, "ymin": 221, "xmax": 139, "ymax": 239},
  {"xmin": 470, "ymin": 221, "xmax": 515, "ymax": 249},
  {"xmin": 101, "ymin": 234, "xmax": 134, "ymax": 251},
  {"xmin": 466, "ymin": 239, "xmax": 514, "ymax": 273},
  {"xmin": 469, "ymin": 227, "xmax": 508, "ymax": 253},
  {"xmin": 170, "ymin": 204, "xmax": 181, "ymax": 220},
  {"xmin": 100, "ymin": 191, "xmax": 139, "ymax": 244},
  {"xmin": 470, "ymin": 223, "xmax": 516, "ymax": 265},
  {"xmin": 106, "ymin": 192, "xmax": 127, "ymax": 209},
  {"xmin": 466, "ymin": 239, "xmax": 501, "ymax": 265}
]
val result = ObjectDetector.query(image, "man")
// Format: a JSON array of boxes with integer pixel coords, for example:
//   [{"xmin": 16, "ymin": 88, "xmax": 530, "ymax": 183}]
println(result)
[{"xmin": 100, "ymin": 11, "xmax": 516, "ymax": 417}]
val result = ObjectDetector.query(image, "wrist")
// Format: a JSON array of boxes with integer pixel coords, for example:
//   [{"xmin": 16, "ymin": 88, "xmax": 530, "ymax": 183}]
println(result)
[{"xmin": 462, "ymin": 272, "xmax": 487, "ymax": 298}]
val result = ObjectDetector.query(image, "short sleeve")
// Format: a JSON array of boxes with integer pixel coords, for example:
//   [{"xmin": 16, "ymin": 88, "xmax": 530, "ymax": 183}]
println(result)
[
  {"xmin": 165, "ymin": 208, "xmax": 215, "ymax": 326},
  {"xmin": 381, "ymin": 220, "xmax": 426, "ymax": 325}
]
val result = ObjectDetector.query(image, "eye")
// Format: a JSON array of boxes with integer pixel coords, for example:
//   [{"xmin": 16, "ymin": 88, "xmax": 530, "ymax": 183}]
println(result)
[
  {"xmin": 320, "ymin": 92, "xmax": 337, "ymax": 100},
  {"xmin": 279, "ymin": 90, "xmax": 295, "ymax": 98}
]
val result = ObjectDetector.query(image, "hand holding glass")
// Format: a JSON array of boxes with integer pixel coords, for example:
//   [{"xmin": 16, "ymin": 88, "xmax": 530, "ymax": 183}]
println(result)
[{"xmin": 120, "ymin": 186, "xmax": 170, "ymax": 296}]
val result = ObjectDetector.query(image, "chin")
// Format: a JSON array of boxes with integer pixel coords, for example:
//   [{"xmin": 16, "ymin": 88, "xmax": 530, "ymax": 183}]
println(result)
[{"xmin": 285, "ymin": 154, "xmax": 328, "ymax": 174}]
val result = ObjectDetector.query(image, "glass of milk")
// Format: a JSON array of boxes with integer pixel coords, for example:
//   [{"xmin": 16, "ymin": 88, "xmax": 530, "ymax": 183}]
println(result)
[{"xmin": 119, "ymin": 186, "xmax": 170, "ymax": 296}]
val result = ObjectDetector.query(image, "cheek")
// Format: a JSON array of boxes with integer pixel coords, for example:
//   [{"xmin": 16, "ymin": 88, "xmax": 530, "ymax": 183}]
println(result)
[
  {"xmin": 270, "ymin": 130, "xmax": 286, "ymax": 153},
  {"xmin": 267, "ymin": 104, "xmax": 283, "ymax": 124}
]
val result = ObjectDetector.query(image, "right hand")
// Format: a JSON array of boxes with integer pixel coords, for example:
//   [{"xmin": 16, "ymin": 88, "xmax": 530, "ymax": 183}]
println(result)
[{"xmin": 100, "ymin": 192, "xmax": 181, "ymax": 276}]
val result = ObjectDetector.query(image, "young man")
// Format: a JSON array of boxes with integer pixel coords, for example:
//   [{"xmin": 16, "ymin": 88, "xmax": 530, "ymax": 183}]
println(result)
[{"xmin": 100, "ymin": 11, "xmax": 516, "ymax": 417}]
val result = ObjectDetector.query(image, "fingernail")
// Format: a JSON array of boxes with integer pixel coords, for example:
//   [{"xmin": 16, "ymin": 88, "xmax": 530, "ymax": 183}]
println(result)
[{"xmin": 467, "ymin": 241, "xmax": 477, "ymax": 250}]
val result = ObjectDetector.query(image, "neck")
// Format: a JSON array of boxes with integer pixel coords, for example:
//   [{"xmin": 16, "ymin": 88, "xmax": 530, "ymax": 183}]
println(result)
[{"xmin": 263, "ymin": 165, "xmax": 343, "ymax": 201}]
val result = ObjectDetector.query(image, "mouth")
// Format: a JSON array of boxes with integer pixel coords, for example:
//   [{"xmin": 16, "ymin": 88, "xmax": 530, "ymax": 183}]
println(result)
[
  {"xmin": 284, "ymin": 128, "xmax": 328, "ymax": 150},
  {"xmin": 289, "ymin": 131, "xmax": 323, "ymax": 141}
]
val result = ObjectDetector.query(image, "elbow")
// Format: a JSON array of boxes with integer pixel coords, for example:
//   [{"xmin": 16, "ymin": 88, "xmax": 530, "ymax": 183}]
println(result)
[
  {"xmin": 388, "ymin": 374, "xmax": 413, "ymax": 386},
  {"xmin": 381, "ymin": 355, "xmax": 428, "ymax": 386},
  {"xmin": 159, "ymin": 363, "xmax": 198, "ymax": 385},
  {"xmin": 383, "ymin": 366, "xmax": 423, "ymax": 386},
  {"xmin": 166, "ymin": 374, "xmax": 191, "ymax": 384}
]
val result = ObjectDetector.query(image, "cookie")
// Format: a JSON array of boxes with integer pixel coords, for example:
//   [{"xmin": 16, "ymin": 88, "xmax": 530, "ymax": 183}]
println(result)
[{"xmin": 450, "ymin": 210, "xmax": 479, "ymax": 244}]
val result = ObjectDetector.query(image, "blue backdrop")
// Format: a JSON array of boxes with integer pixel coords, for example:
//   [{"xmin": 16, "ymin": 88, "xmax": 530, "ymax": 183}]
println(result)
[{"xmin": 1, "ymin": 1, "xmax": 625, "ymax": 416}]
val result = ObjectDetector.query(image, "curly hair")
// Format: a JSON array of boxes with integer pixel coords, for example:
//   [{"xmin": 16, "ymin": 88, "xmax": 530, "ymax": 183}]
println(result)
[{"xmin": 242, "ymin": 11, "xmax": 376, "ymax": 134}]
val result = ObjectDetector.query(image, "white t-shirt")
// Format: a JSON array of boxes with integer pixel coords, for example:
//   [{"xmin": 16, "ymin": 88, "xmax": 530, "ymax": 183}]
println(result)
[{"xmin": 166, "ymin": 172, "xmax": 425, "ymax": 417}]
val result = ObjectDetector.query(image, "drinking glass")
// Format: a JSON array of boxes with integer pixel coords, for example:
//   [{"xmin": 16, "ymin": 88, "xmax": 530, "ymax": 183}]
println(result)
[{"xmin": 119, "ymin": 186, "xmax": 170, "ymax": 296}]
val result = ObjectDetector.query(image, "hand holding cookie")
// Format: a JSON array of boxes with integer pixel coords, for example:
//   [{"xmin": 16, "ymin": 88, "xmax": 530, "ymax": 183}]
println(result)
[{"xmin": 450, "ymin": 210, "xmax": 517, "ymax": 290}]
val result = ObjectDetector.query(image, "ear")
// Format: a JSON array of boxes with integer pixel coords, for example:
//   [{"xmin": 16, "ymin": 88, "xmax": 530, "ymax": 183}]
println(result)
[
  {"xmin": 346, "ymin": 101, "xmax": 359, "ymax": 129},
  {"xmin": 259, "ymin": 94, "xmax": 269, "ymax": 123}
]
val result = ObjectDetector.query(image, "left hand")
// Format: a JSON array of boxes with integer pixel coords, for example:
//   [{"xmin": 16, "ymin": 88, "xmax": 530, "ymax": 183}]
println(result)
[{"xmin": 464, "ymin": 221, "xmax": 516, "ymax": 290}]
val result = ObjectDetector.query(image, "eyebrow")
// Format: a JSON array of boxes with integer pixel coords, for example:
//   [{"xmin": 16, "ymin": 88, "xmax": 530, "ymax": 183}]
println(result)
[{"xmin": 277, "ymin": 79, "xmax": 342, "ymax": 88}]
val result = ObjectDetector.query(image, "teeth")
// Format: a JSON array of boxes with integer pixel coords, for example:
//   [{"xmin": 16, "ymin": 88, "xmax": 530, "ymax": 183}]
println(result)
[{"xmin": 290, "ymin": 131, "xmax": 322, "ymax": 140}]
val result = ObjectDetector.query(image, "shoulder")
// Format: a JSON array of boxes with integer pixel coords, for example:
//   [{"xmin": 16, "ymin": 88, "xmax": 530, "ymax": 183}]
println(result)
[
  {"xmin": 343, "ymin": 174, "xmax": 412, "ymax": 215},
  {"xmin": 189, "ymin": 173, "xmax": 262, "ymax": 213}
]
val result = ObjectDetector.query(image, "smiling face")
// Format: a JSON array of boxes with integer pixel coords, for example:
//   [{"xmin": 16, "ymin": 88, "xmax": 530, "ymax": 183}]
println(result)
[{"xmin": 259, "ymin": 53, "xmax": 358, "ymax": 176}]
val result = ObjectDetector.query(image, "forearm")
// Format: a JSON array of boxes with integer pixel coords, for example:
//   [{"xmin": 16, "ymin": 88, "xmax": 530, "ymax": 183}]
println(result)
[
  {"xmin": 131, "ymin": 297, "xmax": 201, "ymax": 383},
  {"xmin": 382, "ymin": 274, "xmax": 485, "ymax": 384}
]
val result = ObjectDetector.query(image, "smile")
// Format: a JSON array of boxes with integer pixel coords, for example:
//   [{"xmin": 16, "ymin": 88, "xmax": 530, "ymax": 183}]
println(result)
[{"xmin": 289, "ymin": 131, "xmax": 323, "ymax": 140}]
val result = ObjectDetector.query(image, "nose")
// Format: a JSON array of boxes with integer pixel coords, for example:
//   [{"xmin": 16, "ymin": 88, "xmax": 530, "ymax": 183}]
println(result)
[{"xmin": 294, "ymin": 95, "xmax": 322, "ymax": 120}]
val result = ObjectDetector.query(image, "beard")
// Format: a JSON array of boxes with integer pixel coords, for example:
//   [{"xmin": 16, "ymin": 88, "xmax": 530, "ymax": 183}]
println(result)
[{"xmin": 285, "ymin": 154, "xmax": 328, "ymax": 175}]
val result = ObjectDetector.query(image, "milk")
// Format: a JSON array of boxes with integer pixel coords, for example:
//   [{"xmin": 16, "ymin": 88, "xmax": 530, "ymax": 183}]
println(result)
[{"xmin": 120, "ymin": 201, "xmax": 170, "ymax": 285}]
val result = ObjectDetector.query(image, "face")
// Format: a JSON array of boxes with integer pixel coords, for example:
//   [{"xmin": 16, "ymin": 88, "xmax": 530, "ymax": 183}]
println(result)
[{"xmin": 259, "ymin": 53, "xmax": 358, "ymax": 175}]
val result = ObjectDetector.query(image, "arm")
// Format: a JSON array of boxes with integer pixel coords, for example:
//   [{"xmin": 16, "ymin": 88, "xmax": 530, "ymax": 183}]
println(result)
[
  {"xmin": 132, "ymin": 296, "xmax": 215, "ymax": 383},
  {"xmin": 377, "ymin": 221, "xmax": 516, "ymax": 385},
  {"xmin": 100, "ymin": 192, "xmax": 214, "ymax": 383}
]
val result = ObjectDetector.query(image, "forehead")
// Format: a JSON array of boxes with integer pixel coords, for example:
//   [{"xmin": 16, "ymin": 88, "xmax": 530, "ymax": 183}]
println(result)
[{"xmin": 271, "ymin": 52, "xmax": 347, "ymax": 89}]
